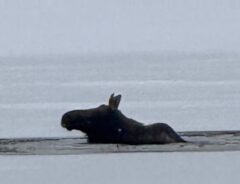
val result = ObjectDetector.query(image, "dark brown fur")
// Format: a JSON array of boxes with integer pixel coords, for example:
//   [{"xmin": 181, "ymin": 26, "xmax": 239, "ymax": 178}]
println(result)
[{"xmin": 61, "ymin": 94, "xmax": 186, "ymax": 144}]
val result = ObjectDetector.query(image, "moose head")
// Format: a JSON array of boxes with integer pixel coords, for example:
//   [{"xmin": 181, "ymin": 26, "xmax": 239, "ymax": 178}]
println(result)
[{"xmin": 61, "ymin": 93, "xmax": 124, "ymax": 142}]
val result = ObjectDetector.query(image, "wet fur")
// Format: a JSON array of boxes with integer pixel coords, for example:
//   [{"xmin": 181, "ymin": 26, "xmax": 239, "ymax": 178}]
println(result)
[{"xmin": 61, "ymin": 94, "xmax": 186, "ymax": 144}]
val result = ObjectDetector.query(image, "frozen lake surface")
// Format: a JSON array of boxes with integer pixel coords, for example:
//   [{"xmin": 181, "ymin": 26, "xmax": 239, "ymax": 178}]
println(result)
[
  {"xmin": 0, "ymin": 54, "xmax": 240, "ymax": 183},
  {"xmin": 1, "ymin": 54, "xmax": 240, "ymax": 138}
]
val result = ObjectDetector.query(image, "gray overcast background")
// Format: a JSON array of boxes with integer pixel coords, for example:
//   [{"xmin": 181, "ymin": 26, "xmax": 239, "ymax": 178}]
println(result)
[{"xmin": 0, "ymin": 0, "xmax": 240, "ymax": 56}]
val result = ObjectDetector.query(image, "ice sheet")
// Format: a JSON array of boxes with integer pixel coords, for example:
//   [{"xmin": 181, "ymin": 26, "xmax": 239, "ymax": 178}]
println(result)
[
  {"xmin": 0, "ymin": 152, "xmax": 240, "ymax": 184},
  {"xmin": 0, "ymin": 55, "xmax": 240, "ymax": 138}
]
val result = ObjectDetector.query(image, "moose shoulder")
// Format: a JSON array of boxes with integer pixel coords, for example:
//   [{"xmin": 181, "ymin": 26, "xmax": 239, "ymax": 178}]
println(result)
[{"xmin": 61, "ymin": 94, "xmax": 186, "ymax": 144}]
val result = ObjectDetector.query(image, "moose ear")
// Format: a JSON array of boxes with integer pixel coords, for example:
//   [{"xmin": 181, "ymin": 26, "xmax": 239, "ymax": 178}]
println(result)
[{"xmin": 108, "ymin": 93, "xmax": 122, "ymax": 110}]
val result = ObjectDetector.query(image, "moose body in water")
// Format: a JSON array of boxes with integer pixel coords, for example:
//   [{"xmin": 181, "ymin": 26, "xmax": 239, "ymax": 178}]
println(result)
[{"xmin": 61, "ymin": 94, "xmax": 186, "ymax": 144}]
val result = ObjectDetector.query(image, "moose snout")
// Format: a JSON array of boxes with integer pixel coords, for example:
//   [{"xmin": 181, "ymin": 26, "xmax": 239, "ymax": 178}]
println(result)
[{"xmin": 61, "ymin": 113, "xmax": 71, "ymax": 129}]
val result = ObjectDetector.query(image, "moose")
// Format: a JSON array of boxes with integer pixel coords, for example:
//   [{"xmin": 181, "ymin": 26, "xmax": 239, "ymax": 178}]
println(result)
[{"xmin": 61, "ymin": 94, "xmax": 186, "ymax": 144}]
